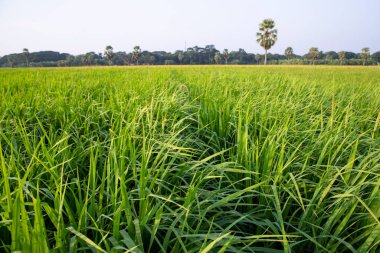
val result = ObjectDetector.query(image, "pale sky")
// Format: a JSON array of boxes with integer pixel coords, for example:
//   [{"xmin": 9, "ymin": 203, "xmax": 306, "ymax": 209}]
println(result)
[{"xmin": 0, "ymin": 0, "xmax": 379, "ymax": 56}]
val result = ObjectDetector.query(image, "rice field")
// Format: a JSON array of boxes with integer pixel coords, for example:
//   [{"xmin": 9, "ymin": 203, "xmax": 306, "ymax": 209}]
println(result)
[{"xmin": 0, "ymin": 66, "xmax": 379, "ymax": 252}]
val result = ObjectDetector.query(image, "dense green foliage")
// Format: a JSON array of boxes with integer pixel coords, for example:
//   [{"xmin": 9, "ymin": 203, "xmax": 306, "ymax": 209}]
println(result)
[
  {"xmin": 0, "ymin": 66, "xmax": 379, "ymax": 252},
  {"xmin": 1, "ymin": 48, "xmax": 379, "ymax": 67}
]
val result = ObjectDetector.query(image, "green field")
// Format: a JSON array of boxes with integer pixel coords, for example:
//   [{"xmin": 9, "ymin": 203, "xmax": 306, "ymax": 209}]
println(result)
[{"xmin": 0, "ymin": 66, "xmax": 379, "ymax": 252}]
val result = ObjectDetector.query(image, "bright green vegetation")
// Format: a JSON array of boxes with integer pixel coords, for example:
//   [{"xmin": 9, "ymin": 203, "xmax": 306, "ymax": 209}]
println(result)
[{"xmin": 0, "ymin": 66, "xmax": 379, "ymax": 252}]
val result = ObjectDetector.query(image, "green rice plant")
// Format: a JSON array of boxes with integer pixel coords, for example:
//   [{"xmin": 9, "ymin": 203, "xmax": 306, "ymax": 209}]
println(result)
[{"xmin": 0, "ymin": 66, "xmax": 379, "ymax": 252}]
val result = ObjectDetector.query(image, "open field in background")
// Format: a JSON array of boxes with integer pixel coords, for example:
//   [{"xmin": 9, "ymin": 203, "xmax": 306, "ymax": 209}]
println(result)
[{"xmin": 0, "ymin": 66, "xmax": 379, "ymax": 252}]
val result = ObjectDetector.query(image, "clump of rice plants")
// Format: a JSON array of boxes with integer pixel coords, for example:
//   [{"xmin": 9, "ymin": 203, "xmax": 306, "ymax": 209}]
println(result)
[{"xmin": 0, "ymin": 66, "xmax": 379, "ymax": 252}]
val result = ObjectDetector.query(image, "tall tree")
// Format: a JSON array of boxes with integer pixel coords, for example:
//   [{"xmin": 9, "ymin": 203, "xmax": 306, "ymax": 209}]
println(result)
[
  {"xmin": 256, "ymin": 19, "xmax": 278, "ymax": 65},
  {"xmin": 83, "ymin": 52, "xmax": 96, "ymax": 65},
  {"xmin": 308, "ymin": 47, "xmax": 319, "ymax": 65},
  {"xmin": 372, "ymin": 51, "xmax": 380, "ymax": 65},
  {"xmin": 22, "ymin": 48, "xmax": 30, "ymax": 67},
  {"xmin": 338, "ymin": 51, "xmax": 346, "ymax": 65},
  {"xmin": 132, "ymin": 46, "xmax": 142, "ymax": 65},
  {"xmin": 223, "ymin": 49, "xmax": 229, "ymax": 64},
  {"xmin": 79, "ymin": 54, "xmax": 87, "ymax": 65},
  {"xmin": 285, "ymin": 47, "xmax": 293, "ymax": 62},
  {"xmin": 205, "ymin": 45, "xmax": 216, "ymax": 64},
  {"xmin": 237, "ymin": 48, "xmax": 247, "ymax": 63},
  {"xmin": 177, "ymin": 51, "xmax": 184, "ymax": 64},
  {"xmin": 104, "ymin": 45, "xmax": 114, "ymax": 65},
  {"xmin": 187, "ymin": 48, "xmax": 195, "ymax": 64},
  {"xmin": 65, "ymin": 55, "xmax": 75, "ymax": 66},
  {"xmin": 214, "ymin": 52, "xmax": 221, "ymax": 64},
  {"xmin": 255, "ymin": 54, "xmax": 261, "ymax": 64},
  {"xmin": 360, "ymin": 47, "xmax": 370, "ymax": 66}
]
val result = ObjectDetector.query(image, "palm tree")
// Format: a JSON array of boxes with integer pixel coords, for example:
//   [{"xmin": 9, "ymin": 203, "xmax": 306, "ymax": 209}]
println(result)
[
  {"xmin": 360, "ymin": 47, "xmax": 370, "ymax": 66},
  {"xmin": 22, "ymin": 48, "xmax": 30, "ymax": 67},
  {"xmin": 285, "ymin": 47, "xmax": 293, "ymax": 62},
  {"xmin": 223, "ymin": 49, "xmax": 229, "ymax": 64},
  {"xmin": 104, "ymin": 45, "xmax": 114, "ymax": 65},
  {"xmin": 308, "ymin": 47, "xmax": 319, "ymax": 65},
  {"xmin": 214, "ymin": 52, "xmax": 222, "ymax": 64},
  {"xmin": 338, "ymin": 51, "xmax": 346, "ymax": 65},
  {"xmin": 132, "ymin": 46, "xmax": 142, "ymax": 65},
  {"xmin": 256, "ymin": 19, "xmax": 277, "ymax": 65}
]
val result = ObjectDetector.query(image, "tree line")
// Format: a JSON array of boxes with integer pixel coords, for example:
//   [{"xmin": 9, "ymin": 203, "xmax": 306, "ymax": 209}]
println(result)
[
  {"xmin": 1, "ymin": 46, "xmax": 378, "ymax": 68},
  {"xmin": 1, "ymin": 19, "xmax": 379, "ymax": 68}
]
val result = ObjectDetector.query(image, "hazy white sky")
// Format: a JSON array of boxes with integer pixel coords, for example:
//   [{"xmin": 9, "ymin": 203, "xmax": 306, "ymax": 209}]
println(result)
[{"xmin": 0, "ymin": 0, "xmax": 379, "ymax": 55}]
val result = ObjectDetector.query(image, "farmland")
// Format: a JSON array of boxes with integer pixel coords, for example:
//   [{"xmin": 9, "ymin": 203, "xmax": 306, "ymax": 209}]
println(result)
[{"xmin": 0, "ymin": 66, "xmax": 379, "ymax": 252}]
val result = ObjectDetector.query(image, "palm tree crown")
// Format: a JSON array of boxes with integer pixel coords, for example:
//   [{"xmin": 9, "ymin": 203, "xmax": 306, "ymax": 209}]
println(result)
[
  {"xmin": 22, "ymin": 48, "xmax": 30, "ymax": 67},
  {"xmin": 285, "ymin": 47, "xmax": 293, "ymax": 61},
  {"xmin": 256, "ymin": 19, "xmax": 277, "ymax": 65},
  {"xmin": 104, "ymin": 45, "xmax": 114, "ymax": 65},
  {"xmin": 308, "ymin": 47, "xmax": 319, "ymax": 65},
  {"xmin": 133, "ymin": 46, "xmax": 142, "ymax": 65}
]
